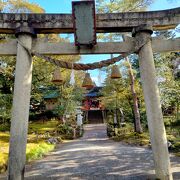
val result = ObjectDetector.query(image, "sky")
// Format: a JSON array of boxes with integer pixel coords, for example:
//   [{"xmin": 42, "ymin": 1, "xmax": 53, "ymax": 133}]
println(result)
[
  {"xmin": 29, "ymin": 0, "xmax": 180, "ymax": 85},
  {"xmin": 29, "ymin": 0, "xmax": 180, "ymax": 13}
]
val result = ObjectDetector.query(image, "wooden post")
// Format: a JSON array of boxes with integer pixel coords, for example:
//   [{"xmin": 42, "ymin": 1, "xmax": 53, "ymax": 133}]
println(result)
[
  {"xmin": 8, "ymin": 27, "xmax": 35, "ymax": 180},
  {"xmin": 133, "ymin": 25, "xmax": 172, "ymax": 180}
]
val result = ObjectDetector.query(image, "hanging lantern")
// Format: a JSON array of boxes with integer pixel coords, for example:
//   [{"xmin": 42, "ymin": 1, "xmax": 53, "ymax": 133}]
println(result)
[
  {"xmin": 110, "ymin": 65, "xmax": 121, "ymax": 79},
  {"xmin": 82, "ymin": 72, "xmax": 94, "ymax": 89},
  {"xmin": 52, "ymin": 68, "xmax": 63, "ymax": 85}
]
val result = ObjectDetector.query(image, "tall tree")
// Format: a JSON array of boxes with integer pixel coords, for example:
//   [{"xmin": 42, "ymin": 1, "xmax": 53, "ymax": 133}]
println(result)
[
  {"xmin": 2, "ymin": 0, "xmax": 44, "ymax": 13},
  {"xmin": 96, "ymin": 0, "xmax": 153, "ymax": 133},
  {"xmin": 125, "ymin": 56, "xmax": 143, "ymax": 132},
  {"xmin": 0, "ymin": 0, "xmax": 82, "ymax": 123},
  {"xmin": 96, "ymin": 0, "xmax": 153, "ymax": 13}
]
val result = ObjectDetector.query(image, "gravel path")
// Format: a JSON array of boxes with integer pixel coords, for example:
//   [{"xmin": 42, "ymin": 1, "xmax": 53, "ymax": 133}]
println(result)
[{"xmin": 1, "ymin": 124, "xmax": 180, "ymax": 180}]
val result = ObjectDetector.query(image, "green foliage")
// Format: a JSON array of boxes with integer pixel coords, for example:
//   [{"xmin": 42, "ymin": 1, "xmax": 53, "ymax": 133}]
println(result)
[
  {"xmin": 0, "ymin": 120, "xmax": 60, "ymax": 173},
  {"xmin": 0, "ymin": 153, "xmax": 8, "ymax": 174},
  {"xmin": 26, "ymin": 142, "xmax": 55, "ymax": 162},
  {"xmin": 154, "ymin": 52, "xmax": 180, "ymax": 124},
  {"xmin": 96, "ymin": 0, "xmax": 153, "ymax": 13},
  {"xmin": 155, "ymin": 53, "xmax": 179, "ymax": 105},
  {"xmin": 53, "ymin": 105, "xmax": 65, "ymax": 118},
  {"xmin": 96, "ymin": 0, "xmax": 153, "ymax": 41},
  {"xmin": 0, "ymin": 118, "xmax": 82, "ymax": 173},
  {"xmin": 112, "ymin": 124, "xmax": 150, "ymax": 146},
  {"xmin": 0, "ymin": 131, "xmax": 9, "ymax": 173},
  {"xmin": 0, "ymin": 123, "xmax": 10, "ymax": 132},
  {"xmin": 28, "ymin": 119, "xmax": 59, "ymax": 133},
  {"xmin": 2, "ymin": 0, "xmax": 44, "ymax": 13},
  {"xmin": 96, "ymin": 0, "xmax": 152, "ymax": 132},
  {"xmin": 164, "ymin": 116, "xmax": 175, "ymax": 127},
  {"xmin": 0, "ymin": 94, "xmax": 12, "ymax": 123},
  {"xmin": 171, "ymin": 119, "xmax": 180, "ymax": 126},
  {"xmin": 0, "ymin": 0, "xmax": 83, "ymax": 124},
  {"xmin": 57, "ymin": 123, "xmax": 74, "ymax": 139},
  {"xmin": 101, "ymin": 71, "xmax": 127, "ymax": 109},
  {"xmin": 166, "ymin": 128, "xmax": 180, "ymax": 153},
  {"xmin": 101, "ymin": 66, "xmax": 144, "ymax": 125},
  {"xmin": 0, "ymin": 140, "xmax": 55, "ymax": 173},
  {"xmin": 101, "ymin": 31, "xmax": 179, "ymax": 130},
  {"xmin": 173, "ymin": 142, "xmax": 180, "ymax": 152},
  {"xmin": 0, "ymin": 57, "xmax": 14, "ymax": 124},
  {"xmin": 53, "ymin": 84, "xmax": 84, "ymax": 118},
  {"xmin": 152, "ymin": 31, "xmax": 180, "ymax": 123}
]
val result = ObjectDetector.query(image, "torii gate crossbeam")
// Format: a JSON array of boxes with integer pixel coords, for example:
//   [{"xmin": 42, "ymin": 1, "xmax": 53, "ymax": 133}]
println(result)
[
  {"xmin": 0, "ymin": 7, "xmax": 179, "ymax": 34},
  {"xmin": 0, "ymin": 38, "xmax": 180, "ymax": 56}
]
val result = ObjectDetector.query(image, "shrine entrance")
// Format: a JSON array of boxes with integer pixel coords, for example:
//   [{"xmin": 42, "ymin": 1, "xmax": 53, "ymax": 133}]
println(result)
[
  {"xmin": 88, "ymin": 110, "xmax": 104, "ymax": 124},
  {"xmin": 0, "ymin": 1, "xmax": 180, "ymax": 179},
  {"xmin": 82, "ymin": 87, "xmax": 104, "ymax": 124}
]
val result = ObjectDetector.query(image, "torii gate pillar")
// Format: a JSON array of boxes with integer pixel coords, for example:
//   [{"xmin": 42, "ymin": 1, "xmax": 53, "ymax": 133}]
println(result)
[
  {"xmin": 133, "ymin": 25, "xmax": 172, "ymax": 180},
  {"xmin": 8, "ymin": 27, "xmax": 35, "ymax": 180}
]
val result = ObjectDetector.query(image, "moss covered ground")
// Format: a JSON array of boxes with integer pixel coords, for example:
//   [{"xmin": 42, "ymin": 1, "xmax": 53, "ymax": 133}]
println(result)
[
  {"xmin": 112, "ymin": 123, "xmax": 180, "ymax": 156},
  {"xmin": 0, "ymin": 120, "xmax": 58, "ymax": 173}
]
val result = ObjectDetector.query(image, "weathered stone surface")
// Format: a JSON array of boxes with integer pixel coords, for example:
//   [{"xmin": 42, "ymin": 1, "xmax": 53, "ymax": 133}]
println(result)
[
  {"xmin": 0, "ymin": 38, "xmax": 179, "ymax": 55},
  {"xmin": 0, "ymin": 7, "xmax": 179, "ymax": 34},
  {"xmin": 8, "ymin": 34, "xmax": 33, "ymax": 180},
  {"xmin": 137, "ymin": 31, "xmax": 172, "ymax": 179}
]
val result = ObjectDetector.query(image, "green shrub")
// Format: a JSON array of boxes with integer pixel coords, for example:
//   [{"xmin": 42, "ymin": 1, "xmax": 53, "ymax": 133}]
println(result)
[
  {"xmin": 26, "ymin": 142, "xmax": 55, "ymax": 162},
  {"xmin": 166, "ymin": 134, "xmax": 176, "ymax": 142},
  {"xmin": 0, "ymin": 119, "xmax": 59, "ymax": 174},
  {"xmin": 0, "ymin": 143, "xmax": 55, "ymax": 173},
  {"xmin": 0, "ymin": 153, "xmax": 8, "ymax": 173},
  {"xmin": 171, "ymin": 119, "xmax": 180, "ymax": 126},
  {"xmin": 75, "ymin": 126, "xmax": 83, "ymax": 138},
  {"xmin": 28, "ymin": 119, "xmax": 59, "ymax": 134},
  {"xmin": 57, "ymin": 123, "xmax": 73, "ymax": 139},
  {"xmin": 171, "ymin": 142, "xmax": 180, "ymax": 152},
  {"xmin": 164, "ymin": 117, "xmax": 173, "ymax": 126},
  {"xmin": 174, "ymin": 142, "xmax": 180, "ymax": 148},
  {"xmin": 174, "ymin": 152, "xmax": 180, "ymax": 157},
  {"xmin": 113, "ymin": 125, "xmax": 150, "ymax": 146},
  {"xmin": 0, "ymin": 124, "xmax": 10, "ymax": 132}
]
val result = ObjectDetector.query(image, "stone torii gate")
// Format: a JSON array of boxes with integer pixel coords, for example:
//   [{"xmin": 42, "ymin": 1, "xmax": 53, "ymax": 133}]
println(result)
[{"xmin": 0, "ymin": 4, "xmax": 180, "ymax": 180}]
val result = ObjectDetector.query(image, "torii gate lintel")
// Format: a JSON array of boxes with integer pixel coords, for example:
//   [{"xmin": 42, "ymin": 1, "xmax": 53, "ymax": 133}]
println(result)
[
  {"xmin": 0, "ymin": 37, "xmax": 180, "ymax": 56},
  {"xmin": 0, "ymin": 7, "xmax": 179, "ymax": 34}
]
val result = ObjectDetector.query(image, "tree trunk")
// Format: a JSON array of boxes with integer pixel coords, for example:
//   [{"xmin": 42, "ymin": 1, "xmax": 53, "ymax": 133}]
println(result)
[
  {"xmin": 119, "ymin": 108, "xmax": 125, "ymax": 128},
  {"xmin": 176, "ymin": 100, "xmax": 179, "ymax": 121},
  {"xmin": 125, "ymin": 57, "xmax": 143, "ymax": 133},
  {"xmin": 119, "ymin": 108, "xmax": 125, "ymax": 124}
]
